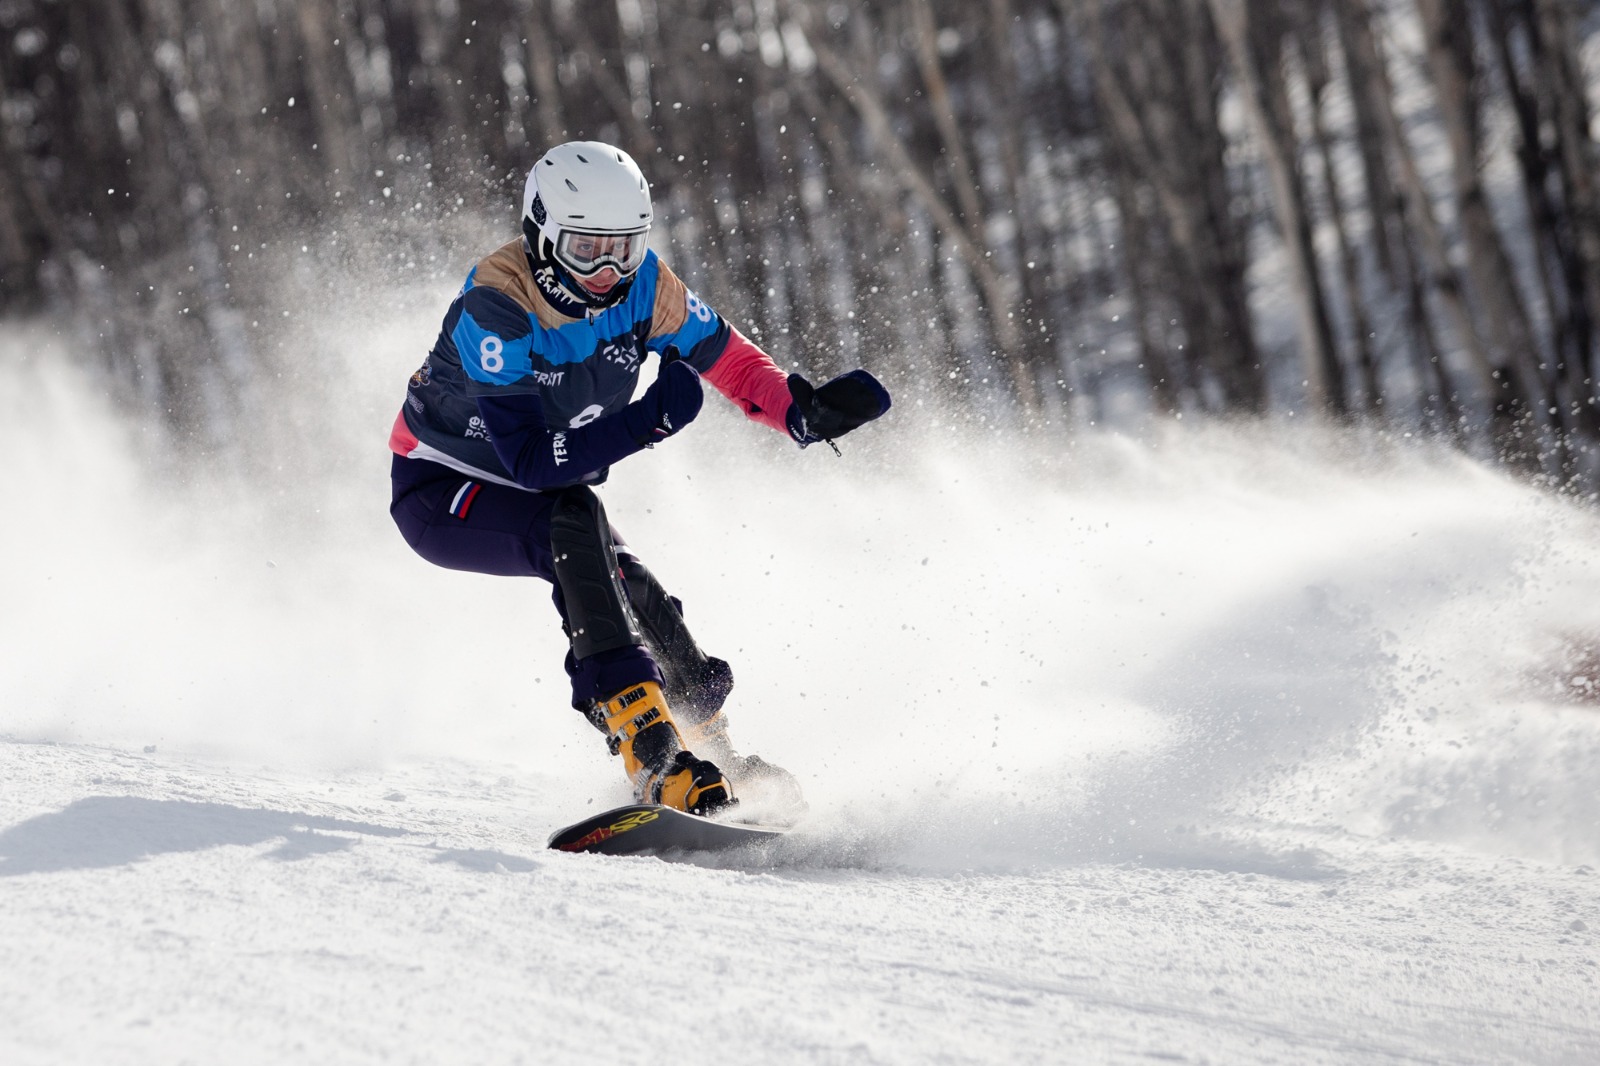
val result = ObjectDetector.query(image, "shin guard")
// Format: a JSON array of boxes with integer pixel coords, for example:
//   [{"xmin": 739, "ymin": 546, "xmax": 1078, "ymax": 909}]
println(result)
[
  {"xmin": 617, "ymin": 552, "xmax": 734, "ymax": 724},
  {"xmin": 550, "ymin": 486, "xmax": 643, "ymax": 660}
]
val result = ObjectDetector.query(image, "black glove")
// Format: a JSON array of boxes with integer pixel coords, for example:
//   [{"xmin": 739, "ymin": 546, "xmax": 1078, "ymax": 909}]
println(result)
[
  {"xmin": 622, "ymin": 358, "xmax": 704, "ymax": 445},
  {"xmin": 785, "ymin": 369, "xmax": 892, "ymax": 448}
]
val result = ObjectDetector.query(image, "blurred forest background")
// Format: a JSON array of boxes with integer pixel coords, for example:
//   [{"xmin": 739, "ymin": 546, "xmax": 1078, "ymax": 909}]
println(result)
[{"xmin": 2, "ymin": 0, "xmax": 1599, "ymax": 481}]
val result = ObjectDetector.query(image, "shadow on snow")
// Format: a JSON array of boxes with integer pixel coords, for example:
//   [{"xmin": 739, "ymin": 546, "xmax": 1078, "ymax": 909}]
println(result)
[{"xmin": 0, "ymin": 795, "xmax": 410, "ymax": 875}]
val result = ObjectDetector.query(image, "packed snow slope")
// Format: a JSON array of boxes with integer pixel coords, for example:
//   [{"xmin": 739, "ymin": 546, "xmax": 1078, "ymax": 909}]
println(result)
[{"xmin": 3, "ymin": 313, "xmax": 1600, "ymax": 1064}]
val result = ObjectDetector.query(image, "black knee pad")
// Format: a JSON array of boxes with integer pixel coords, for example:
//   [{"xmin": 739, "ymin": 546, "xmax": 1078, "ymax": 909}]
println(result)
[{"xmin": 549, "ymin": 486, "xmax": 643, "ymax": 660}]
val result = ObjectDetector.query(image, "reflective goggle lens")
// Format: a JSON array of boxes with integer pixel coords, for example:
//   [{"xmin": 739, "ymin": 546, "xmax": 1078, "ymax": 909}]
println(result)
[{"xmin": 556, "ymin": 230, "xmax": 647, "ymax": 278}]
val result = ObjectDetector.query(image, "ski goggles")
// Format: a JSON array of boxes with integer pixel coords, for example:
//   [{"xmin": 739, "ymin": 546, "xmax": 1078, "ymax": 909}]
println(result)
[{"xmin": 553, "ymin": 228, "xmax": 649, "ymax": 279}]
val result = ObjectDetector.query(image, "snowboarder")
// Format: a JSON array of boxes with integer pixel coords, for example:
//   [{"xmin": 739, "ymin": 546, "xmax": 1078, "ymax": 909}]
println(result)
[{"xmin": 387, "ymin": 141, "xmax": 889, "ymax": 818}]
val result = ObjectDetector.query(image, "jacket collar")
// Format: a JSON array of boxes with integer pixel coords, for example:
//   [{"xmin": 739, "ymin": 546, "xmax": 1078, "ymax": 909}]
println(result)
[{"xmin": 521, "ymin": 232, "xmax": 634, "ymax": 319}]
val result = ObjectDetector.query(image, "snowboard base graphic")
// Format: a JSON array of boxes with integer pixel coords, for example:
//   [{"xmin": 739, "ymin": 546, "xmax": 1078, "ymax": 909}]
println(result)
[{"xmin": 547, "ymin": 803, "xmax": 790, "ymax": 856}]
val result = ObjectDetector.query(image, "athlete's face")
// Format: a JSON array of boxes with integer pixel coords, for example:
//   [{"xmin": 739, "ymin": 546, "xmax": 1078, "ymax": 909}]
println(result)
[{"xmin": 578, "ymin": 266, "xmax": 622, "ymax": 295}]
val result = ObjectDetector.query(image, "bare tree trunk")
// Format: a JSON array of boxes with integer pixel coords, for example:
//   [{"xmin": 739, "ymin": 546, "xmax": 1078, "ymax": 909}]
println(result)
[
  {"xmin": 1067, "ymin": 0, "xmax": 1264, "ymax": 411},
  {"xmin": 1108, "ymin": 145, "xmax": 1184, "ymax": 413},
  {"xmin": 521, "ymin": 0, "xmax": 567, "ymax": 147},
  {"xmin": 987, "ymin": 0, "xmax": 1057, "ymax": 408},
  {"xmin": 296, "ymin": 0, "xmax": 364, "ymax": 199},
  {"xmin": 1417, "ymin": 0, "xmax": 1550, "ymax": 434},
  {"xmin": 1341, "ymin": 0, "xmax": 1529, "ymax": 439},
  {"xmin": 1328, "ymin": 0, "xmax": 1465, "ymax": 429},
  {"xmin": 1490, "ymin": 0, "xmax": 1600, "ymax": 464},
  {"xmin": 1298, "ymin": 12, "xmax": 1382, "ymax": 413},
  {"xmin": 1209, "ymin": 0, "xmax": 1345, "ymax": 415},
  {"xmin": 1327, "ymin": 0, "xmax": 1403, "ymax": 286},
  {"xmin": 0, "ymin": 47, "xmax": 58, "ymax": 305},
  {"xmin": 1531, "ymin": 0, "xmax": 1600, "ymax": 353},
  {"xmin": 907, "ymin": 0, "xmax": 985, "ymax": 234},
  {"xmin": 796, "ymin": 7, "xmax": 1038, "ymax": 412}
]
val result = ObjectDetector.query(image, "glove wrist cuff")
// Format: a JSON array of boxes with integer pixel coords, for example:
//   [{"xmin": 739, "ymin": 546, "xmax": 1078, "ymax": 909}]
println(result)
[
  {"xmin": 620, "ymin": 401, "xmax": 659, "ymax": 447},
  {"xmin": 785, "ymin": 402, "xmax": 812, "ymax": 444}
]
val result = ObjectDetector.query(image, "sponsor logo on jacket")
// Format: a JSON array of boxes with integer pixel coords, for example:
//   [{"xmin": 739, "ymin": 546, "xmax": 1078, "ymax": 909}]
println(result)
[{"xmin": 601, "ymin": 341, "xmax": 640, "ymax": 372}]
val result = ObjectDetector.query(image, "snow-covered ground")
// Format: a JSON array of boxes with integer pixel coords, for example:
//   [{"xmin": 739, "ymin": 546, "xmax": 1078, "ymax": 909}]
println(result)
[{"xmin": 4, "ymin": 314, "xmax": 1600, "ymax": 1063}]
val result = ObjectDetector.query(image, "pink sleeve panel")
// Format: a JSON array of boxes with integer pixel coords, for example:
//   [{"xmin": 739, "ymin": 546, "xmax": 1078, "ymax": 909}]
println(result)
[{"xmin": 702, "ymin": 327, "xmax": 794, "ymax": 436}]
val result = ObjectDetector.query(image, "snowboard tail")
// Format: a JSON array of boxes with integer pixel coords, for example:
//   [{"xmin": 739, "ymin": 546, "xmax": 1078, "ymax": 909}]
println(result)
[{"xmin": 548, "ymin": 803, "xmax": 788, "ymax": 856}]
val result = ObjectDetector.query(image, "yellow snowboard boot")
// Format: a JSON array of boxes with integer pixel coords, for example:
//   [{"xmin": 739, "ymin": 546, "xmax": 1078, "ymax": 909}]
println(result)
[{"xmin": 596, "ymin": 681, "xmax": 732, "ymax": 815}]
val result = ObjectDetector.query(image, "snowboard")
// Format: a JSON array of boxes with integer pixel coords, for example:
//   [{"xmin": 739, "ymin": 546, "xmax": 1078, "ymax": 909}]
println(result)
[{"xmin": 547, "ymin": 803, "xmax": 789, "ymax": 857}]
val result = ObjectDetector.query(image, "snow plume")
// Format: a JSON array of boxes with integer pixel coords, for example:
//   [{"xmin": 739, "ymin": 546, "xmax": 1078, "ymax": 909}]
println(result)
[
  {"xmin": 7, "ymin": 282, "xmax": 1600, "ymax": 876},
  {"xmin": 696, "ymin": 423, "xmax": 1600, "ymax": 874}
]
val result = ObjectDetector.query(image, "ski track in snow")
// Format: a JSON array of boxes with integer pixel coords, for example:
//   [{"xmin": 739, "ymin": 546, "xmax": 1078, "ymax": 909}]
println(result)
[{"xmin": 4, "ymin": 319, "xmax": 1600, "ymax": 1063}]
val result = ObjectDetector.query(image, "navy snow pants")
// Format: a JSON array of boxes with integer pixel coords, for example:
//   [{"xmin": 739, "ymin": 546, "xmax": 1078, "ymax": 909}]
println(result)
[{"xmin": 389, "ymin": 454, "xmax": 664, "ymax": 708}]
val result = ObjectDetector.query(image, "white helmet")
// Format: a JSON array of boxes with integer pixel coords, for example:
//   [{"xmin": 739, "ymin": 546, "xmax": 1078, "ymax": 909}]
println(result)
[{"xmin": 523, "ymin": 141, "xmax": 653, "ymax": 279}]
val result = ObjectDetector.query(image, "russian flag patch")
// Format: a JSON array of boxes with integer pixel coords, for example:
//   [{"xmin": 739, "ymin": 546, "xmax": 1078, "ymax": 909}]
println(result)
[{"xmin": 448, "ymin": 481, "xmax": 482, "ymax": 519}]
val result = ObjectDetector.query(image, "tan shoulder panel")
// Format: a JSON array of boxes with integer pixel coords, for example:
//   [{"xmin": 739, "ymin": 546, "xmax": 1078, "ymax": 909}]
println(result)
[
  {"xmin": 472, "ymin": 238, "xmax": 578, "ymax": 329},
  {"xmin": 649, "ymin": 260, "xmax": 690, "ymax": 339}
]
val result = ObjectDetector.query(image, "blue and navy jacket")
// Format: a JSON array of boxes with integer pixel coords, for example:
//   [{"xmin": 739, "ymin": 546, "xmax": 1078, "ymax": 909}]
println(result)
[{"xmin": 390, "ymin": 237, "xmax": 792, "ymax": 490}]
